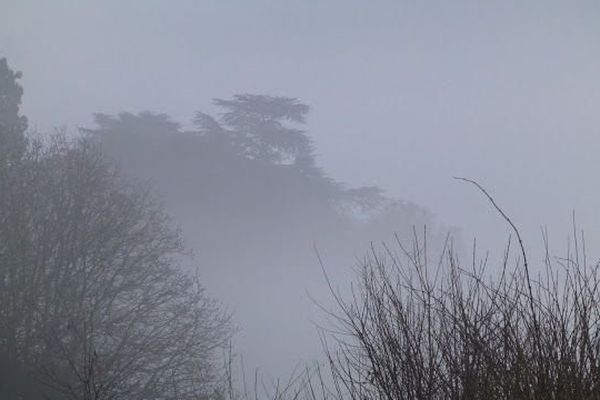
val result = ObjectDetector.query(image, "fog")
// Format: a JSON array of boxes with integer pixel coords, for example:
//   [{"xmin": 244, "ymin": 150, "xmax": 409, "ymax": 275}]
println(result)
[{"xmin": 3, "ymin": 0, "xmax": 600, "ymax": 385}]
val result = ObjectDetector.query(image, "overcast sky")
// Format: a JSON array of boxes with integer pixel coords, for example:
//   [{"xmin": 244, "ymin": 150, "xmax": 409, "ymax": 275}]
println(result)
[{"xmin": 3, "ymin": 0, "xmax": 600, "ymax": 260}]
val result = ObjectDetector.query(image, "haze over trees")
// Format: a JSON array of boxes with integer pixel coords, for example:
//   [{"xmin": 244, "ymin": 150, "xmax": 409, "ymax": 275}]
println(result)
[
  {"xmin": 86, "ymin": 94, "xmax": 445, "ymax": 265},
  {"xmin": 0, "ymin": 55, "xmax": 442, "ymax": 399},
  {"xmin": 3, "ymin": 2, "xmax": 600, "ymax": 399},
  {"xmin": 87, "ymin": 94, "xmax": 395, "ymax": 220},
  {"xmin": 3, "ymin": 17, "xmax": 600, "ymax": 397},
  {"xmin": 85, "ymin": 93, "xmax": 448, "ymax": 374}
]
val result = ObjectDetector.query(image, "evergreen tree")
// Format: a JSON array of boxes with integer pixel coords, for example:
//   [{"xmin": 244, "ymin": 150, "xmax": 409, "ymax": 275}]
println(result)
[{"xmin": 0, "ymin": 58, "xmax": 27, "ymax": 160}]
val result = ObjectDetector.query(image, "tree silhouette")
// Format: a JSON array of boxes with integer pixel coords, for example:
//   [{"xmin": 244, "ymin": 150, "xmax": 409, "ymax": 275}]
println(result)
[
  {"xmin": 198, "ymin": 95, "xmax": 315, "ymax": 167},
  {"xmin": 0, "ymin": 57, "xmax": 27, "ymax": 161}
]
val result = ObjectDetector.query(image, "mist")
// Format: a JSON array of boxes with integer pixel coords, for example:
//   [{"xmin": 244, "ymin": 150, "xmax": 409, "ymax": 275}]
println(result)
[{"xmin": 2, "ymin": 1, "xmax": 600, "ymax": 397}]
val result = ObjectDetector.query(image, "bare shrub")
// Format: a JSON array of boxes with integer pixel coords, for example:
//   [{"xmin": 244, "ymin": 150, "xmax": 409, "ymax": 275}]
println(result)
[
  {"xmin": 319, "ymin": 184, "xmax": 600, "ymax": 400},
  {"xmin": 0, "ymin": 135, "xmax": 231, "ymax": 400}
]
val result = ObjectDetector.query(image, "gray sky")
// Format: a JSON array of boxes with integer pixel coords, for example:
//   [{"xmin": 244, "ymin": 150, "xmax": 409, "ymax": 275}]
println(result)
[{"xmin": 3, "ymin": 0, "xmax": 600, "ymax": 286}]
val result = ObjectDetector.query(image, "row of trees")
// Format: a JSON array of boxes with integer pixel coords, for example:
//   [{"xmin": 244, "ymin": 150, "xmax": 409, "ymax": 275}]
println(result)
[
  {"xmin": 85, "ymin": 92, "xmax": 444, "ymax": 280},
  {"xmin": 0, "ymin": 58, "xmax": 231, "ymax": 400},
  {"xmin": 87, "ymin": 94, "xmax": 388, "ymax": 216}
]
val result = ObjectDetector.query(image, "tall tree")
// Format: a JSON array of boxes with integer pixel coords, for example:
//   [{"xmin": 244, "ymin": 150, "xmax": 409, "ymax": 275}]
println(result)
[
  {"xmin": 0, "ymin": 57, "xmax": 27, "ymax": 160},
  {"xmin": 0, "ymin": 60, "xmax": 231, "ymax": 400},
  {"xmin": 198, "ymin": 94, "xmax": 315, "ymax": 167}
]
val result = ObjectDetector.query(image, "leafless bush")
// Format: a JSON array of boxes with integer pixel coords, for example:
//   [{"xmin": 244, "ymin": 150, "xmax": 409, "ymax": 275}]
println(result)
[
  {"xmin": 318, "ymin": 183, "xmax": 600, "ymax": 400},
  {"xmin": 0, "ymin": 135, "xmax": 231, "ymax": 400},
  {"xmin": 219, "ymin": 348, "xmax": 332, "ymax": 400}
]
